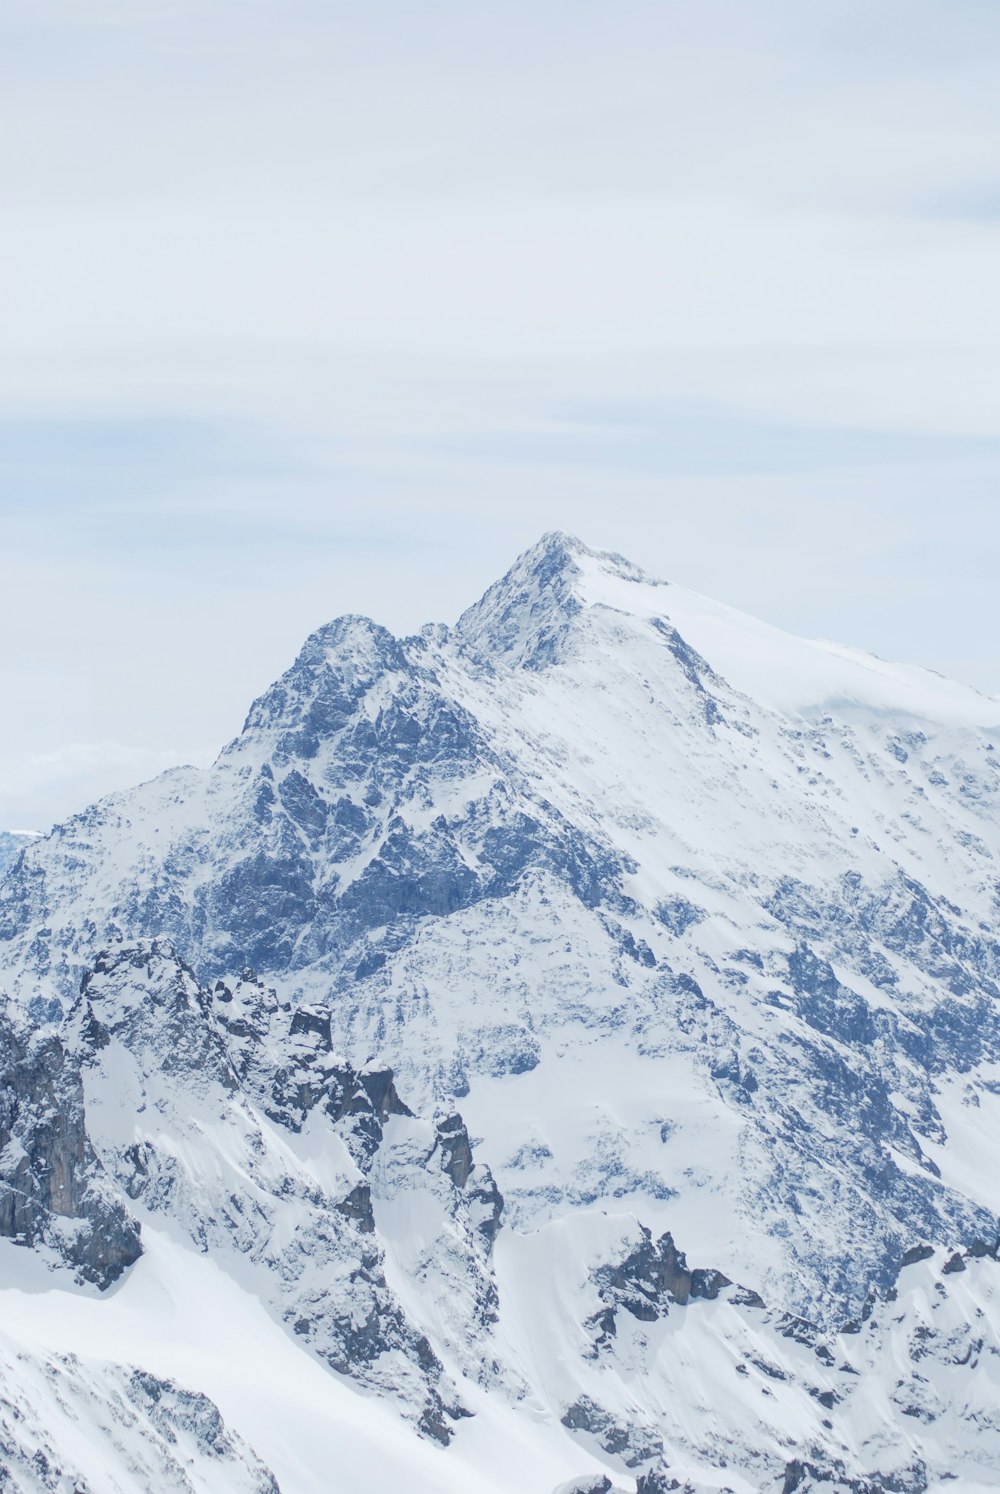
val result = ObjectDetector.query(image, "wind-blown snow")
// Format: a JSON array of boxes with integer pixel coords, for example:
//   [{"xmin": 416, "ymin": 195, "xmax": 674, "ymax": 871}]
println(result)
[{"xmin": 571, "ymin": 546, "xmax": 1000, "ymax": 728}]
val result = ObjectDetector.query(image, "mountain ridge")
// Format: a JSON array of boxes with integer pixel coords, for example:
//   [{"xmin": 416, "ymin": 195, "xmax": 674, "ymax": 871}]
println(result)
[{"xmin": 1, "ymin": 534, "xmax": 1000, "ymax": 1490}]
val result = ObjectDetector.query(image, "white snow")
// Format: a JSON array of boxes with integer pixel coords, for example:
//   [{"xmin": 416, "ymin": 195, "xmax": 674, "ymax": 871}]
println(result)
[{"xmin": 3, "ymin": 533, "xmax": 1000, "ymax": 1491}]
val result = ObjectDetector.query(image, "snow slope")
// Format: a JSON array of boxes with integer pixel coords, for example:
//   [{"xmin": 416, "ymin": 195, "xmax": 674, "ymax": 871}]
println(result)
[
  {"xmin": 0, "ymin": 830, "xmax": 37, "ymax": 880},
  {"xmin": 1, "ymin": 532, "xmax": 999, "ymax": 1491},
  {"xmin": 0, "ymin": 1229, "xmax": 597, "ymax": 1494}
]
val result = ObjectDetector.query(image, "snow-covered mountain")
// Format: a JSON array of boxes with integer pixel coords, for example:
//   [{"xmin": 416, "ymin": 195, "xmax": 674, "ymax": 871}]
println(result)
[
  {"xmin": 1, "ymin": 532, "xmax": 999, "ymax": 1492},
  {"xmin": 0, "ymin": 830, "xmax": 36, "ymax": 880}
]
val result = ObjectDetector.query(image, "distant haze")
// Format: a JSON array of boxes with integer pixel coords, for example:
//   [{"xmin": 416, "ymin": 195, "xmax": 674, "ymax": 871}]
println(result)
[{"xmin": 3, "ymin": 1, "xmax": 1000, "ymax": 829}]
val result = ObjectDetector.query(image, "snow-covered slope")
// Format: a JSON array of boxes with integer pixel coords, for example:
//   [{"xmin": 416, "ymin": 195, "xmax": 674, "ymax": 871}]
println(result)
[
  {"xmin": 0, "ymin": 830, "xmax": 37, "ymax": 880},
  {"xmin": 0, "ymin": 1320, "xmax": 280, "ymax": 1494},
  {"xmin": 1, "ymin": 533, "xmax": 999, "ymax": 1491}
]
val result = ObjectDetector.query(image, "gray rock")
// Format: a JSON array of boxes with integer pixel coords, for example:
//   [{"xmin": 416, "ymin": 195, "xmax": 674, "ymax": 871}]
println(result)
[{"xmin": 0, "ymin": 1007, "xmax": 140, "ymax": 1287}]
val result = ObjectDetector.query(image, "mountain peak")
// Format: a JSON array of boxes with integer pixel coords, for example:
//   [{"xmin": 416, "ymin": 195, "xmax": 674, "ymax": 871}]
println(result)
[
  {"xmin": 297, "ymin": 613, "xmax": 404, "ymax": 673},
  {"xmin": 509, "ymin": 529, "xmax": 658, "ymax": 583},
  {"xmin": 237, "ymin": 613, "xmax": 409, "ymax": 745},
  {"xmin": 524, "ymin": 529, "xmax": 589, "ymax": 563},
  {"xmin": 6, "ymin": 530, "xmax": 1000, "ymax": 1490},
  {"xmin": 454, "ymin": 531, "xmax": 662, "ymax": 668}
]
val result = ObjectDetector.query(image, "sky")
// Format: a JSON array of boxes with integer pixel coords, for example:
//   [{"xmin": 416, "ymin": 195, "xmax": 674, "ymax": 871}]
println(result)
[{"xmin": 3, "ymin": 0, "xmax": 1000, "ymax": 829}]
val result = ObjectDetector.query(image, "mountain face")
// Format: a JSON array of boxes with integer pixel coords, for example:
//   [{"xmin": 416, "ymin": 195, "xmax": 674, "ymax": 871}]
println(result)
[
  {"xmin": 1, "ymin": 533, "xmax": 1000, "ymax": 1492},
  {"xmin": 0, "ymin": 831, "xmax": 35, "ymax": 880},
  {"xmin": 0, "ymin": 1340, "xmax": 280, "ymax": 1494}
]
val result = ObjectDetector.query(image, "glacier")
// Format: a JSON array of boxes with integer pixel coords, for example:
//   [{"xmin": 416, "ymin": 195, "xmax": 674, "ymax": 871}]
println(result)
[{"xmin": 0, "ymin": 531, "xmax": 998, "ymax": 1492}]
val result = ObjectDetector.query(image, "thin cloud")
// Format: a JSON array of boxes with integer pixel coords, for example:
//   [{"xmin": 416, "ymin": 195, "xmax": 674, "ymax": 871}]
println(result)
[{"xmin": 3, "ymin": 0, "xmax": 1000, "ymax": 827}]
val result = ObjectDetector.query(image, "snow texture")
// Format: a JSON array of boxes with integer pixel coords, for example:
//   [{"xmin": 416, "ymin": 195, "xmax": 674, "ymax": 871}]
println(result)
[
  {"xmin": 0, "ymin": 831, "xmax": 35, "ymax": 881},
  {"xmin": 0, "ymin": 532, "xmax": 999, "ymax": 1491}
]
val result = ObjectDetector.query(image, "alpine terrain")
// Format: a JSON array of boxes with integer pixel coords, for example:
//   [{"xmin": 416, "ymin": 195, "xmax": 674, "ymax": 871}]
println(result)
[{"xmin": 1, "ymin": 532, "xmax": 999, "ymax": 1494}]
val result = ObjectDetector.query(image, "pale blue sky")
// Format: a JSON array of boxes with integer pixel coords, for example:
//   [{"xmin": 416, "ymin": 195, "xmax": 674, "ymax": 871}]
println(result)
[{"xmin": 3, "ymin": 0, "xmax": 1000, "ymax": 828}]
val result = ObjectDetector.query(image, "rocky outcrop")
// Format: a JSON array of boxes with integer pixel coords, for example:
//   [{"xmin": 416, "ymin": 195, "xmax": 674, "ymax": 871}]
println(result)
[
  {"xmin": 635, "ymin": 1474, "xmax": 687, "ymax": 1494},
  {"xmin": 560, "ymin": 1397, "xmax": 664, "ymax": 1468},
  {"xmin": 6, "ymin": 536, "xmax": 1000, "ymax": 1489},
  {"xmin": 587, "ymin": 1226, "xmax": 735, "ymax": 1350},
  {"xmin": 0, "ymin": 1004, "xmax": 140, "ymax": 1287},
  {"xmin": 433, "ymin": 1112, "xmax": 504, "ymax": 1249},
  {"xmin": 780, "ymin": 1459, "xmax": 929, "ymax": 1494},
  {"xmin": 0, "ymin": 1344, "xmax": 281, "ymax": 1493},
  {"xmin": 545, "ymin": 1202, "xmax": 1000, "ymax": 1494},
  {"xmin": 52, "ymin": 941, "xmax": 508, "ymax": 1443},
  {"xmin": 3, "ymin": 534, "xmax": 1000, "ymax": 1341},
  {"xmin": 0, "ymin": 832, "xmax": 32, "ymax": 881}
]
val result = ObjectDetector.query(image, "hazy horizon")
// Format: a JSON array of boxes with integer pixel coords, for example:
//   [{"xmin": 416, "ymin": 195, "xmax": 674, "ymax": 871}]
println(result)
[{"xmin": 4, "ymin": 1, "xmax": 1000, "ymax": 828}]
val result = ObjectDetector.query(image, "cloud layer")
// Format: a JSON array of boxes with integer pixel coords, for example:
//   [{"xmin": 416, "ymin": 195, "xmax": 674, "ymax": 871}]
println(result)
[{"xmin": 3, "ymin": 0, "xmax": 1000, "ymax": 826}]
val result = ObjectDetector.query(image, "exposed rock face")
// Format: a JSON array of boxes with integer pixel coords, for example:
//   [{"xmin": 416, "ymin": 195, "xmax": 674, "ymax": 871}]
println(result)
[
  {"xmin": 780, "ymin": 1459, "xmax": 929, "ymax": 1494},
  {"xmin": 433, "ymin": 1111, "xmax": 505, "ymax": 1248},
  {"xmin": 560, "ymin": 1397, "xmax": 664, "ymax": 1469},
  {"xmin": 635, "ymin": 1474, "xmax": 683, "ymax": 1494},
  {"xmin": 0, "ymin": 1345, "xmax": 281, "ymax": 1493},
  {"xmin": 0, "ymin": 940, "xmax": 510, "ymax": 1446},
  {"xmin": 3, "ymin": 535, "xmax": 1000, "ymax": 1488},
  {"xmin": 2, "ymin": 534, "xmax": 1000, "ymax": 1339},
  {"xmin": 0, "ymin": 1005, "xmax": 140, "ymax": 1287},
  {"xmin": 0, "ymin": 832, "xmax": 33, "ymax": 881},
  {"xmin": 547, "ymin": 1216, "xmax": 1000, "ymax": 1493},
  {"xmin": 436, "ymin": 1112, "xmax": 474, "ymax": 1188},
  {"xmin": 590, "ymin": 1226, "xmax": 732, "ymax": 1333}
]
